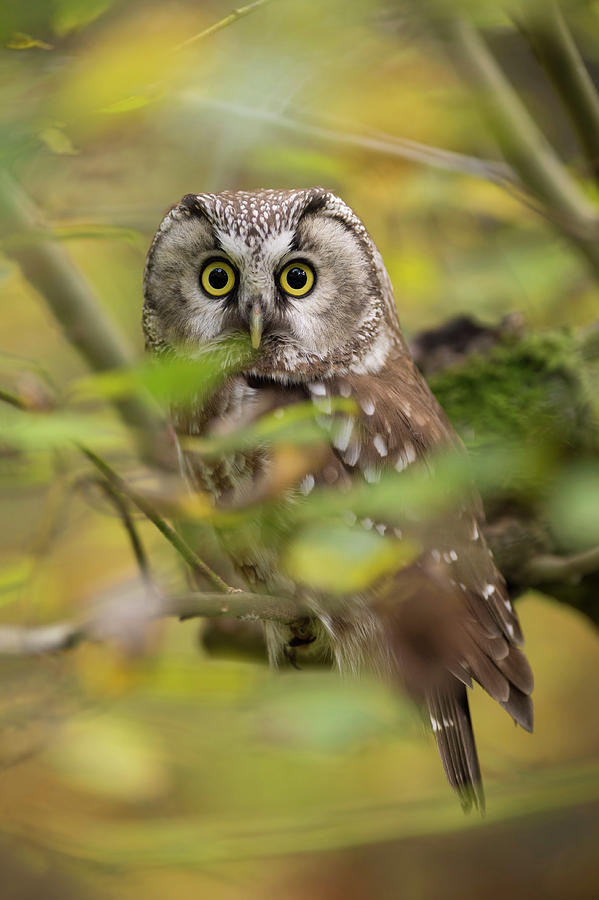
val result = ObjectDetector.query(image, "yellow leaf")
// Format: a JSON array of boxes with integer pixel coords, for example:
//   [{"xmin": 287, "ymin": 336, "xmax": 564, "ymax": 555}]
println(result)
[
  {"xmin": 39, "ymin": 126, "xmax": 78, "ymax": 156},
  {"xmin": 6, "ymin": 33, "xmax": 53, "ymax": 50}
]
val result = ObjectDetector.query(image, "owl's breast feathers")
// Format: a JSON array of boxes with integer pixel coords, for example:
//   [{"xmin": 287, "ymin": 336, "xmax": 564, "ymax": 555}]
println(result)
[{"xmin": 177, "ymin": 352, "xmax": 533, "ymax": 810}]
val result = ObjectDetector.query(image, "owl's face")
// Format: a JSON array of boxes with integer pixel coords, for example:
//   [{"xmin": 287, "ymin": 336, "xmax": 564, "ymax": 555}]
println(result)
[{"xmin": 144, "ymin": 188, "xmax": 402, "ymax": 380}]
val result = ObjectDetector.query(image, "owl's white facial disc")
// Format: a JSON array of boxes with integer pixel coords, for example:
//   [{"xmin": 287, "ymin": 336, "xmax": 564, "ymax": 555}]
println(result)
[{"xmin": 143, "ymin": 188, "xmax": 402, "ymax": 379}]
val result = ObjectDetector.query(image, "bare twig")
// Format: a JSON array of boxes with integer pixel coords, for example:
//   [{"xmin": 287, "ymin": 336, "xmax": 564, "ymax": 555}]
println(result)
[
  {"xmin": 87, "ymin": 476, "xmax": 152, "ymax": 583},
  {"xmin": 525, "ymin": 545, "xmax": 599, "ymax": 584},
  {"xmin": 437, "ymin": 17, "xmax": 599, "ymax": 277},
  {"xmin": 0, "ymin": 590, "xmax": 303, "ymax": 656},
  {"xmin": 174, "ymin": 0, "xmax": 274, "ymax": 51},
  {"xmin": 182, "ymin": 95, "xmax": 518, "ymax": 187},
  {"xmin": 0, "ymin": 622, "xmax": 85, "ymax": 655},
  {"xmin": 516, "ymin": 2, "xmax": 599, "ymax": 179},
  {"xmin": 78, "ymin": 445, "xmax": 238, "ymax": 594},
  {"xmin": 0, "ymin": 171, "xmax": 163, "ymax": 442},
  {"xmin": 0, "ymin": 387, "xmax": 236, "ymax": 595}
]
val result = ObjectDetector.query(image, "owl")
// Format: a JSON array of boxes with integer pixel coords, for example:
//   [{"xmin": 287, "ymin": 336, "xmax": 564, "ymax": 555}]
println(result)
[{"xmin": 143, "ymin": 188, "xmax": 533, "ymax": 810}]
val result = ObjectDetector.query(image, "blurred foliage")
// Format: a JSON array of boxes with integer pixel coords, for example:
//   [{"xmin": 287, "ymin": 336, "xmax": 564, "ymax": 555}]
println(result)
[{"xmin": 1, "ymin": 1, "xmax": 599, "ymax": 899}]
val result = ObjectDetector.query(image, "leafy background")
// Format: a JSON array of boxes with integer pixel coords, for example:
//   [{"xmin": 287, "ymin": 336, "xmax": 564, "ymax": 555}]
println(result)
[{"xmin": 1, "ymin": 1, "xmax": 598, "ymax": 898}]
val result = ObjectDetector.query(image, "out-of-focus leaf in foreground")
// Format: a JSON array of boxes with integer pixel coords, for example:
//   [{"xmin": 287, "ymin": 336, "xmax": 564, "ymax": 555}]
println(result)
[
  {"xmin": 46, "ymin": 713, "xmax": 169, "ymax": 803},
  {"xmin": 283, "ymin": 522, "xmax": 418, "ymax": 594},
  {"xmin": 182, "ymin": 397, "xmax": 356, "ymax": 458},
  {"xmin": 1, "ymin": 405, "xmax": 123, "ymax": 451},
  {"xmin": 546, "ymin": 463, "xmax": 599, "ymax": 551},
  {"xmin": 286, "ymin": 444, "xmax": 547, "ymax": 534},
  {"xmin": 254, "ymin": 672, "xmax": 411, "ymax": 752},
  {"xmin": 73, "ymin": 334, "xmax": 254, "ymax": 408}
]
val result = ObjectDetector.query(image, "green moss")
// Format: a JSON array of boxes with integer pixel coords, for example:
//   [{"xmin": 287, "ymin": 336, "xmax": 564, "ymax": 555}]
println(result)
[{"xmin": 428, "ymin": 328, "xmax": 598, "ymax": 455}]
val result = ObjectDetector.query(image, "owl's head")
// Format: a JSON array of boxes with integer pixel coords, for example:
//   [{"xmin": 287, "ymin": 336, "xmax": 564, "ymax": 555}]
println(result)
[{"xmin": 143, "ymin": 188, "xmax": 402, "ymax": 380}]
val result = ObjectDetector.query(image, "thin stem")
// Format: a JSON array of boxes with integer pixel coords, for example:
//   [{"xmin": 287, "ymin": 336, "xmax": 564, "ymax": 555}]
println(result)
[
  {"xmin": 439, "ymin": 17, "xmax": 599, "ymax": 278},
  {"xmin": 88, "ymin": 476, "xmax": 152, "ymax": 583},
  {"xmin": 78, "ymin": 444, "xmax": 237, "ymax": 594},
  {"xmin": 525, "ymin": 545, "xmax": 599, "ymax": 583},
  {"xmin": 0, "ymin": 171, "xmax": 163, "ymax": 441},
  {"xmin": 183, "ymin": 96, "xmax": 517, "ymax": 187},
  {"xmin": 174, "ymin": 0, "xmax": 274, "ymax": 51},
  {"xmin": 0, "ymin": 386, "xmax": 28, "ymax": 410},
  {"xmin": 517, "ymin": 2, "xmax": 599, "ymax": 179}
]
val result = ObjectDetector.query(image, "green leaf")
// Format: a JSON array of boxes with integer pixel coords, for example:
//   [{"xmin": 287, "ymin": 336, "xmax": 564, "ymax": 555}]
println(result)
[
  {"xmin": 0, "ymin": 556, "xmax": 33, "ymax": 599},
  {"xmin": 53, "ymin": 0, "xmax": 117, "ymax": 36},
  {"xmin": 255, "ymin": 673, "xmax": 410, "ymax": 752},
  {"xmin": 1, "ymin": 407, "xmax": 123, "ymax": 451},
  {"xmin": 72, "ymin": 335, "xmax": 254, "ymax": 407},
  {"xmin": 183, "ymin": 397, "xmax": 356, "ymax": 457},
  {"xmin": 546, "ymin": 463, "xmax": 599, "ymax": 551},
  {"xmin": 283, "ymin": 522, "xmax": 418, "ymax": 594}
]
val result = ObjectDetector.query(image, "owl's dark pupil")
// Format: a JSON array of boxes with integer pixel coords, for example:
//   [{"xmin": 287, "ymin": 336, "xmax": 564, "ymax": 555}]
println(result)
[
  {"xmin": 208, "ymin": 267, "xmax": 228, "ymax": 289},
  {"xmin": 287, "ymin": 267, "xmax": 307, "ymax": 289}
]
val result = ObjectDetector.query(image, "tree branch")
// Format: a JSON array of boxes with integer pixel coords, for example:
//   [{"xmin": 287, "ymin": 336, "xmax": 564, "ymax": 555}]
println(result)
[
  {"xmin": 182, "ymin": 95, "xmax": 518, "ymax": 187},
  {"xmin": 78, "ymin": 444, "xmax": 238, "ymax": 594},
  {"xmin": 525, "ymin": 545, "xmax": 599, "ymax": 584},
  {"xmin": 174, "ymin": 0, "xmax": 274, "ymax": 51},
  {"xmin": 437, "ymin": 17, "xmax": 599, "ymax": 277},
  {"xmin": 87, "ymin": 475, "xmax": 152, "ymax": 583},
  {"xmin": 516, "ymin": 1, "xmax": 599, "ymax": 180},
  {"xmin": 0, "ymin": 171, "xmax": 164, "ymax": 448},
  {"xmin": 0, "ymin": 590, "xmax": 304, "ymax": 656}
]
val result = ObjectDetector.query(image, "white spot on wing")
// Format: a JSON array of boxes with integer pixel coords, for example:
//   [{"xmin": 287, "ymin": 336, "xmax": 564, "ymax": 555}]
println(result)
[
  {"xmin": 404, "ymin": 442, "xmax": 417, "ymax": 464},
  {"xmin": 299, "ymin": 474, "xmax": 315, "ymax": 495},
  {"xmin": 395, "ymin": 453, "xmax": 408, "ymax": 472},
  {"xmin": 373, "ymin": 433, "xmax": 388, "ymax": 457},
  {"xmin": 362, "ymin": 464, "xmax": 381, "ymax": 483},
  {"xmin": 343, "ymin": 442, "xmax": 361, "ymax": 467},
  {"xmin": 332, "ymin": 417, "xmax": 354, "ymax": 452},
  {"xmin": 360, "ymin": 397, "xmax": 375, "ymax": 416}
]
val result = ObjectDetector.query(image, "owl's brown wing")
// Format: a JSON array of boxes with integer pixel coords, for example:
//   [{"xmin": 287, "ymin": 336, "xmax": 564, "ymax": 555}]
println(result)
[{"xmin": 308, "ymin": 356, "xmax": 533, "ymax": 810}]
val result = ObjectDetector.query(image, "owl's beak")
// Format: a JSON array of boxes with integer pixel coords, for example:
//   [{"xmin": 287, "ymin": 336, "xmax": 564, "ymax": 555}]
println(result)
[{"xmin": 249, "ymin": 302, "xmax": 263, "ymax": 349}]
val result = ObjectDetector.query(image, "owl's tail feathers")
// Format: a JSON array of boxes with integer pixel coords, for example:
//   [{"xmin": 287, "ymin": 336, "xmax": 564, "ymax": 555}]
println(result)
[{"xmin": 427, "ymin": 680, "xmax": 485, "ymax": 813}]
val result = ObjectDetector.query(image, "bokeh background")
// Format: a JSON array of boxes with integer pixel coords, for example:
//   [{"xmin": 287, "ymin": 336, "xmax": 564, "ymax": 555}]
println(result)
[{"xmin": 1, "ymin": 1, "xmax": 599, "ymax": 898}]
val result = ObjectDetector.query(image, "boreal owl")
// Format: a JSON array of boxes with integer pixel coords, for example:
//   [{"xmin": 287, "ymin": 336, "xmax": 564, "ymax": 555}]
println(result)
[{"xmin": 143, "ymin": 188, "xmax": 533, "ymax": 810}]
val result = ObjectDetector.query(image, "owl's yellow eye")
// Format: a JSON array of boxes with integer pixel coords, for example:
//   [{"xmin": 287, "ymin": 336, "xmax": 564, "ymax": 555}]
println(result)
[
  {"xmin": 279, "ymin": 261, "xmax": 315, "ymax": 297},
  {"xmin": 200, "ymin": 259, "xmax": 236, "ymax": 297}
]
